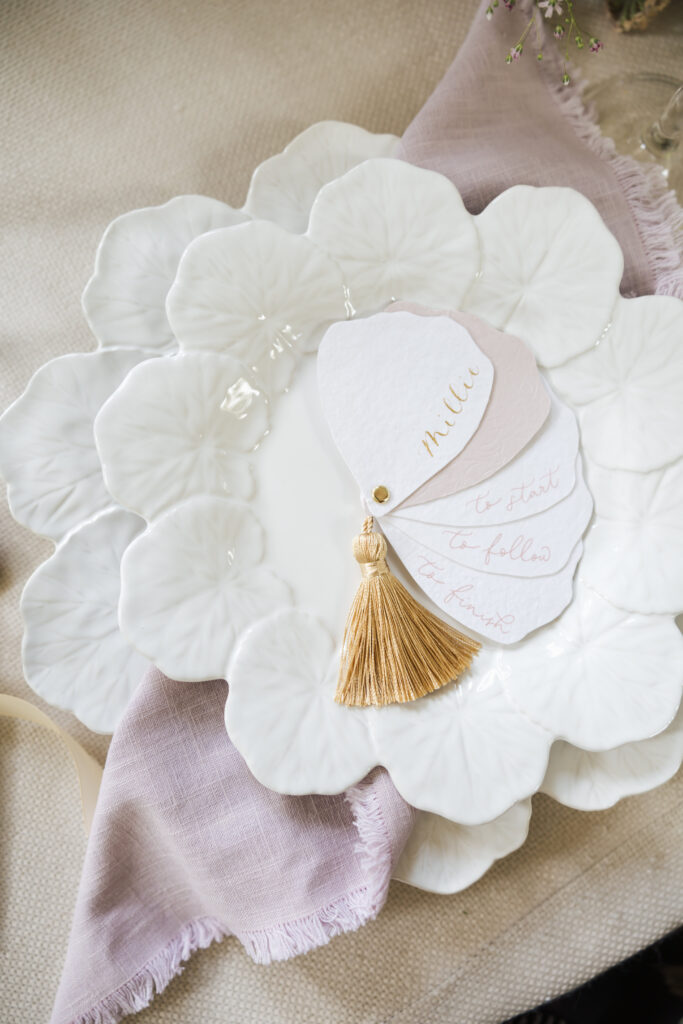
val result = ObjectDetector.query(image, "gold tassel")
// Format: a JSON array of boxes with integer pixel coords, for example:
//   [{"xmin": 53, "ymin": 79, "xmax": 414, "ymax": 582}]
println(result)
[{"xmin": 335, "ymin": 517, "xmax": 481, "ymax": 707}]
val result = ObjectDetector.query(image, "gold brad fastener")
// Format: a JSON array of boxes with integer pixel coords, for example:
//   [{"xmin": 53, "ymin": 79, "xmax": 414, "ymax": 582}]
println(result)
[{"xmin": 372, "ymin": 485, "xmax": 390, "ymax": 504}]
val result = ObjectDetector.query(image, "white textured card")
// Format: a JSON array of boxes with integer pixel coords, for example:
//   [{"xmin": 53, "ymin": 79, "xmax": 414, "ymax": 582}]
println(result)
[
  {"xmin": 381, "ymin": 518, "xmax": 583, "ymax": 644},
  {"xmin": 393, "ymin": 304, "xmax": 550, "ymax": 506},
  {"xmin": 392, "ymin": 390, "xmax": 580, "ymax": 528},
  {"xmin": 388, "ymin": 473, "xmax": 592, "ymax": 578},
  {"xmin": 317, "ymin": 310, "xmax": 494, "ymax": 516}
]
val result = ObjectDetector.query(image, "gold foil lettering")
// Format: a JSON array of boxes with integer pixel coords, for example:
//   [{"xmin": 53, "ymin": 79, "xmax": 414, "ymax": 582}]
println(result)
[{"xmin": 422, "ymin": 367, "xmax": 480, "ymax": 457}]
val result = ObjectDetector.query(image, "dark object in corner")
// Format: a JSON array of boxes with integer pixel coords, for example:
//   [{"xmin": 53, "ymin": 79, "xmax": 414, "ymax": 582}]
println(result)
[{"xmin": 503, "ymin": 924, "xmax": 683, "ymax": 1024}]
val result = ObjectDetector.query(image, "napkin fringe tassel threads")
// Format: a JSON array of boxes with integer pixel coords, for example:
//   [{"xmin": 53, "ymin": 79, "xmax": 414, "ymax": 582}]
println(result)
[{"xmin": 335, "ymin": 517, "xmax": 480, "ymax": 707}]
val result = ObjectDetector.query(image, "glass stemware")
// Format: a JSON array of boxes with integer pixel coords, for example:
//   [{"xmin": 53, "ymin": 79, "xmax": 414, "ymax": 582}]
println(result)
[{"xmin": 585, "ymin": 73, "xmax": 683, "ymax": 200}]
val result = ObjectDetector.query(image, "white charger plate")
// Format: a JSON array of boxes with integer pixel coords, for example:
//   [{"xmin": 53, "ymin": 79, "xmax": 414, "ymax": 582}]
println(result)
[
  {"xmin": 91, "ymin": 154, "xmax": 683, "ymax": 825},
  {"xmin": 2, "ymin": 121, "xmax": 682, "ymax": 893}
]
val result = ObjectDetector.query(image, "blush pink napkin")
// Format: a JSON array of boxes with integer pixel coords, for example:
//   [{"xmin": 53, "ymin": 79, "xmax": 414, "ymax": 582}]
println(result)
[
  {"xmin": 51, "ymin": 5, "xmax": 683, "ymax": 1023},
  {"xmin": 398, "ymin": 4, "xmax": 682, "ymax": 299},
  {"xmin": 50, "ymin": 671, "xmax": 414, "ymax": 1023}
]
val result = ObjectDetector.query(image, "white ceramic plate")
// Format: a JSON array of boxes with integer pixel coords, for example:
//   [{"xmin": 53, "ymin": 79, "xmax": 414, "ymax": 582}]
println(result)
[
  {"xmin": 2, "ymin": 122, "xmax": 682, "ymax": 894},
  {"xmin": 2, "ymin": 122, "xmax": 397, "ymax": 730},
  {"xmin": 21, "ymin": 508, "xmax": 148, "ymax": 732},
  {"xmin": 395, "ymin": 800, "xmax": 532, "ymax": 894},
  {"xmin": 94, "ymin": 157, "xmax": 683, "ymax": 827},
  {"xmin": 0, "ymin": 349, "xmax": 149, "ymax": 542}
]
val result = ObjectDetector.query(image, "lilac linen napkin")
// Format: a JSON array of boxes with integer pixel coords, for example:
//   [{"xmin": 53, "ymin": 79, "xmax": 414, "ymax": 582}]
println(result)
[
  {"xmin": 399, "ymin": 3, "xmax": 682, "ymax": 299},
  {"xmin": 50, "ymin": 670, "xmax": 414, "ymax": 1024},
  {"xmin": 51, "ymin": 6, "xmax": 683, "ymax": 1024}
]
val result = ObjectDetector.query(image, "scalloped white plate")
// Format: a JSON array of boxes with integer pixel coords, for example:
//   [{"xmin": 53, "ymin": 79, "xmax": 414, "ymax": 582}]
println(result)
[
  {"xmin": 0, "ymin": 349, "xmax": 149, "ymax": 542},
  {"xmin": 3, "ymin": 121, "xmax": 683, "ymax": 894},
  {"xmin": 395, "ymin": 800, "xmax": 532, "ymax": 894},
  {"xmin": 97, "ymin": 159, "xmax": 683, "ymax": 827},
  {"xmin": 1, "ymin": 122, "xmax": 398, "ymax": 731},
  {"xmin": 21, "ymin": 508, "xmax": 148, "ymax": 732}
]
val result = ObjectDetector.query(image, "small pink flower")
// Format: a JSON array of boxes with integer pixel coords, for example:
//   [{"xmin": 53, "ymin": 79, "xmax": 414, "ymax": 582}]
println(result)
[
  {"xmin": 589, "ymin": 37, "xmax": 604, "ymax": 53},
  {"xmin": 554, "ymin": 24, "xmax": 564, "ymax": 38},
  {"xmin": 538, "ymin": 0, "xmax": 563, "ymax": 17}
]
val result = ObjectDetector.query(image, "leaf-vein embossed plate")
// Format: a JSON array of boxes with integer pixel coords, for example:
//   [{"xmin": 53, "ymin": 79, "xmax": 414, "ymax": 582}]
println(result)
[{"xmin": 2, "ymin": 121, "xmax": 682, "ymax": 895}]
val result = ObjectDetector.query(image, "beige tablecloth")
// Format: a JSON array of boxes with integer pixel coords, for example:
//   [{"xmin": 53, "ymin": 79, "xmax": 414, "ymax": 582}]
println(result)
[{"xmin": 2, "ymin": 2, "xmax": 682, "ymax": 1022}]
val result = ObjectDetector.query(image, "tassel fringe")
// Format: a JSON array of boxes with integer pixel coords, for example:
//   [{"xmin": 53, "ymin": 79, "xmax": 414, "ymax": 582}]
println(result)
[{"xmin": 336, "ymin": 518, "xmax": 480, "ymax": 706}]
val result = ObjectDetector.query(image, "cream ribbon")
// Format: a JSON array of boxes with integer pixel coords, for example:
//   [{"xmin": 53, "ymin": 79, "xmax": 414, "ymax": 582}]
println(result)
[{"xmin": 0, "ymin": 694, "xmax": 103, "ymax": 835}]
